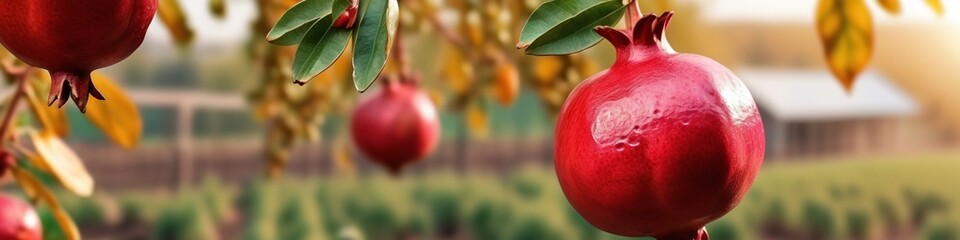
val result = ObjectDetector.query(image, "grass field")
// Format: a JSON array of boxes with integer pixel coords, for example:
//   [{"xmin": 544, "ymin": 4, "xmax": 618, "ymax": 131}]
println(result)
[{"xmin": 34, "ymin": 152, "xmax": 960, "ymax": 239}]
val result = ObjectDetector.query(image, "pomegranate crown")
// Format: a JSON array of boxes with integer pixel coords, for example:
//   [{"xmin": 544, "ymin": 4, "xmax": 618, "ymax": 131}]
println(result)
[{"xmin": 594, "ymin": 11, "xmax": 675, "ymax": 54}]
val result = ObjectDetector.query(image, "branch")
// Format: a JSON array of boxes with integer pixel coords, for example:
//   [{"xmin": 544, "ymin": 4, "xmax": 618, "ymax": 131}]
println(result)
[{"xmin": 0, "ymin": 61, "xmax": 32, "ymax": 143}]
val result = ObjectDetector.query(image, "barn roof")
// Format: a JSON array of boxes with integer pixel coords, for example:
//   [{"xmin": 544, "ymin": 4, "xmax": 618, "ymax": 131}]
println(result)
[{"xmin": 739, "ymin": 69, "xmax": 919, "ymax": 121}]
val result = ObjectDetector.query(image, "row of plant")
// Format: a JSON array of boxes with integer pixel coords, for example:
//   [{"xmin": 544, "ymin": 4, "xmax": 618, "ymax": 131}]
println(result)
[{"xmin": 24, "ymin": 154, "xmax": 960, "ymax": 240}]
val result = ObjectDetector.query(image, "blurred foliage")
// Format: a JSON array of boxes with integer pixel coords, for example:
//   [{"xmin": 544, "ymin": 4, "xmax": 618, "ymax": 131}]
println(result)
[{"xmin": 29, "ymin": 153, "xmax": 958, "ymax": 239}]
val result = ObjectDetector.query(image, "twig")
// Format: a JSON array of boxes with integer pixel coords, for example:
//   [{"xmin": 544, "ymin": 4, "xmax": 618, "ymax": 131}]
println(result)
[
  {"xmin": 392, "ymin": 24, "xmax": 412, "ymax": 79},
  {"xmin": 0, "ymin": 62, "xmax": 32, "ymax": 144}
]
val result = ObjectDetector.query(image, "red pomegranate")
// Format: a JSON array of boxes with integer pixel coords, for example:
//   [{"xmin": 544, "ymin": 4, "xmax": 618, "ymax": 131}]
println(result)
[
  {"xmin": 0, "ymin": 194, "xmax": 42, "ymax": 240},
  {"xmin": 554, "ymin": 12, "xmax": 765, "ymax": 239},
  {"xmin": 350, "ymin": 77, "xmax": 440, "ymax": 174},
  {"xmin": 0, "ymin": 0, "xmax": 158, "ymax": 112}
]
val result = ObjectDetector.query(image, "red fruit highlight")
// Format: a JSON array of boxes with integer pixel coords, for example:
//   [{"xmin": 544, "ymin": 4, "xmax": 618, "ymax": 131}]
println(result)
[
  {"xmin": 333, "ymin": 0, "xmax": 359, "ymax": 29},
  {"xmin": 0, "ymin": 194, "xmax": 42, "ymax": 240},
  {"xmin": 554, "ymin": 12, "xmax": 765, "ymax": 239},
  {"xmin": 0, "ymin": 1, "xmax": 158, "ymax": 112},
  {"xmin": 350, "ymin": 77, "xmax": 440, "ymax": 174}
]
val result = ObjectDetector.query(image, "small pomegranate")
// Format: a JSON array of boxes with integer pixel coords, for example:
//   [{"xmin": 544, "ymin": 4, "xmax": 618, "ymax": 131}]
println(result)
[
  {"xmin": 350, "ymin": 76, "xmax": 440, "ymax": 174},
  {"xmin": 0, "ymin": 1, "xmax": 158, "ymax": 112},
  {"xmin": 0, "ymin": 194, "xmax": 42, "ymax": 240},
  {"xmin": 554, "ymin": 12, "xmax": 765, "ymax": 239}
]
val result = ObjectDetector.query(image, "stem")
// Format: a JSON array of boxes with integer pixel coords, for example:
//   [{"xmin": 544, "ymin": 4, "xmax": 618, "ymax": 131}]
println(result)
[
  {"xmin": 0, "ymin": 62, "xmax": 31, "ymax": 144},
  {"xmin": 625, "ymin": 0, "xmax": 642, "ymax": 32},
  {"xmin": 392, "ymin": 24, "xmax": 411, "ymax": 79}
]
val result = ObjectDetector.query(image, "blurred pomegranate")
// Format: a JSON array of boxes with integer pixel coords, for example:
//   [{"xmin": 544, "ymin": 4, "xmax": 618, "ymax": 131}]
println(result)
[
  {"xmin": 554, "ymin": 12, "xmax": 765, "ymax": 239},
  {"xmin": 0, "ymin": 152, "xmax": 10, "ymax": 178},
  {"xmin": 0, "ymin": 194, "xmax": 42, "ymax": 240},
  {"xmin": 351, "ymin": 76, "xmax": 440, "ymax": 174},
  {"xmin": 0, "ymin": 0, "xmax": 158, "ymax": 112}
]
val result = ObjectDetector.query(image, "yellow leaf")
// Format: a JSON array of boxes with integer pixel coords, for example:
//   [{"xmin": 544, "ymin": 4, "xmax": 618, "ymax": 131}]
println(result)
[
  {"xmin": 877, "ymin": 0, "xmax": 901, "ymax": 14},
  {"xmin": 30, "ymin": 131, "xmax": 94, "ymax": 197},
  {"xmin": 159, "ymin": 0, "xmax": 195, "ymax": 46},
  {"xmin": 638, "ymin": 0, "xmax": 672, "ymax": 13},
  {"xmin": 51, "ymin": 206, "xmax": 81, "ymax": 240},
  {"xmin": 462, "ymin": 11, "xmax": 484, "ymax": 46},
  {"xmin": 926, "ymin": 0, "xmax": 945, "ymax": 16},
  {"xmin": 466, "ymin": 103, "xmax": 489, "ymax": 138},
  {"xmin": 532, "ymin": 56, "xmax": 565, "ymax": 85},
  {"xmin": 19, "ymin": 147, "xmax": 53, "ymax": 174},
  {"xmin": 332, "ymin": 138, "xmax": 356, "ymax": 175},
  {"xmin": 385, "ymin": 0, "xmax": 400, "ymax": 56},
  {"xmin": 816, "ymin": 0, "xmax": 874, "ymax": 92},
  {"xmin": 11, "ymin": 166, "xmax": 40, "ymax": 203},
  {"xmin": 29, "ymin": 71, "xmax": 69, "ymax": 136},
  {"xmin": 11, "ymin": 166, "xmax": 81, "ymax": 240},
  {"xmin": 492, "ymin": 62, "xmax": 520, "ymax": 106},
  {"xmin": 85, "ymin": 72, "xmax": 143, "ymax": 149},
  {"xmin": 442, "ymin": 47, "xmax": 474, "ymax": 95},
  {"xmin": 426, "ymin": 89, "xmax": 445, "ymax": 108},
  {"xmin": 254, "ymin": 101, "xmax": 278, "ymax": 121},
  {"xmin": 0, "ymin": 45, "xmax": 9, "ymax": 59}
]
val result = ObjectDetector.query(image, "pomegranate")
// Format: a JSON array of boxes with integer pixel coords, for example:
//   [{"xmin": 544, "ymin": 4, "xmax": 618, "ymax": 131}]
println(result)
[
  {"xmin": 0, "ymin": 152, "xmax": 12, "ymax": 179},
  {"xmin": 554, "ymin": 12, "xmax": 765, "ymax": 239},
  {"xmin": 0, "ymin": 1, "xmax": 158, "ymax": 112},
  {"xmin": 350, "ymin": 76, "xmax": 440, "ymax": 174},
  {"xmin": 0, "ymin": 194, "xmax": 42, "ymax": 240}
]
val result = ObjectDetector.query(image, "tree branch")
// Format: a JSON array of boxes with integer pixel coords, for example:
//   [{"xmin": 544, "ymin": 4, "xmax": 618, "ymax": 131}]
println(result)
[{"xmin": 0, "ymin": 61, "xmax": 32, "ymax": 143}]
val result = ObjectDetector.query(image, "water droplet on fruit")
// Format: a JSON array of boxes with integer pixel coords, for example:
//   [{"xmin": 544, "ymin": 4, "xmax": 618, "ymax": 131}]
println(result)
[
  {"xmin": 614, "ymin": 142, "xmax": 626, "ymax": 151},
  {"xmin": 681, "ymin": 118, "xmax": 692, "ymax": 126},
  {"xmin": 626, "ymin": 135, "xmax": 641, "ymax": 147}
]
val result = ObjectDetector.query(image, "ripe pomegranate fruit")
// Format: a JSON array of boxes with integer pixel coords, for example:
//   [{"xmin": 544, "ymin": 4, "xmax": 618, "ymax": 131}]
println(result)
[
  {"xmin": 350, "ymin": 76, "xmax": 440, "ymax": 174},
  {"xmin": 0, "ymin": 1, "xmax": 158, "ymax": 112},
  {"xmin": 554, "ymin": 12, "xmax": 764, "ymax": 239},
  {"xmin": 0, "ymin": 194, "xmax": 42, "ymax": 240}
]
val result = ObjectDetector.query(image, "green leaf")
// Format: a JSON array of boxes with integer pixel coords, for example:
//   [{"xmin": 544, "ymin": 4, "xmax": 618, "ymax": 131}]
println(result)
[
  {"xmin": 291, "ymin": 0, "xmax": 354, "ymax": 83},
  {"xmin": 526, "ymin": 3, "xmax": 626, "ymax": 55},
  {"xmin": 267, "ymin": 0, "xmax": 333, "ymax": 46},
  {"xmin": 351, "ymin": 0, "xmax": 399, "ymax": 92},
  {"xmin": 517, "ymin": 0, "xmax": 625, "ymax": 53}
]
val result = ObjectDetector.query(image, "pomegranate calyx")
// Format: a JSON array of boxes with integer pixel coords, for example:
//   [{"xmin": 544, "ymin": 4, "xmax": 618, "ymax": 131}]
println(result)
[
  {"xmin": 594, "ymin": 11, "xmax": 676, "ymax": 61},
  {"xmin": 47, "ymin": 71, "xmax": 105, "ymax": 113}
]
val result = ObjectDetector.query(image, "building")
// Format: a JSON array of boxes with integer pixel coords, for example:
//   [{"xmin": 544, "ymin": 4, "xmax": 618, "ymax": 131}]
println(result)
[{"xmin": 740, "ymin": 69, "xmax": 920, "ymax": 159}]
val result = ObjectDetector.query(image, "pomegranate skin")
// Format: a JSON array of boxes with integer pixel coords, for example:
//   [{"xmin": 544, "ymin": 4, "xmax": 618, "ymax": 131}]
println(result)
[
  {"xmin": 554, "ymin": 12, "xmax": 764, "ymax": 238},
  {"xmin": 0, "ymin": 0, "xmax": 158, "ymax": 112},
  {"xmin": 350, "ymin": 79, "xmax": 440, "ymax": 174},
  {"xmin": 0, "ymin": 194, "xmax": 42, "ymax": 240}
]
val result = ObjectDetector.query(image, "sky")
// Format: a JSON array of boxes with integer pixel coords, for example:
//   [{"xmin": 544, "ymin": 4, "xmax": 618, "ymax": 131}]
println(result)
[
  {"xmin": 143, "ymin": 0, "xmax": 257, "ymax": 49},
  {"xmin": 702, "ymin": 0, "xmax": 960, "ymax": 23}
]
